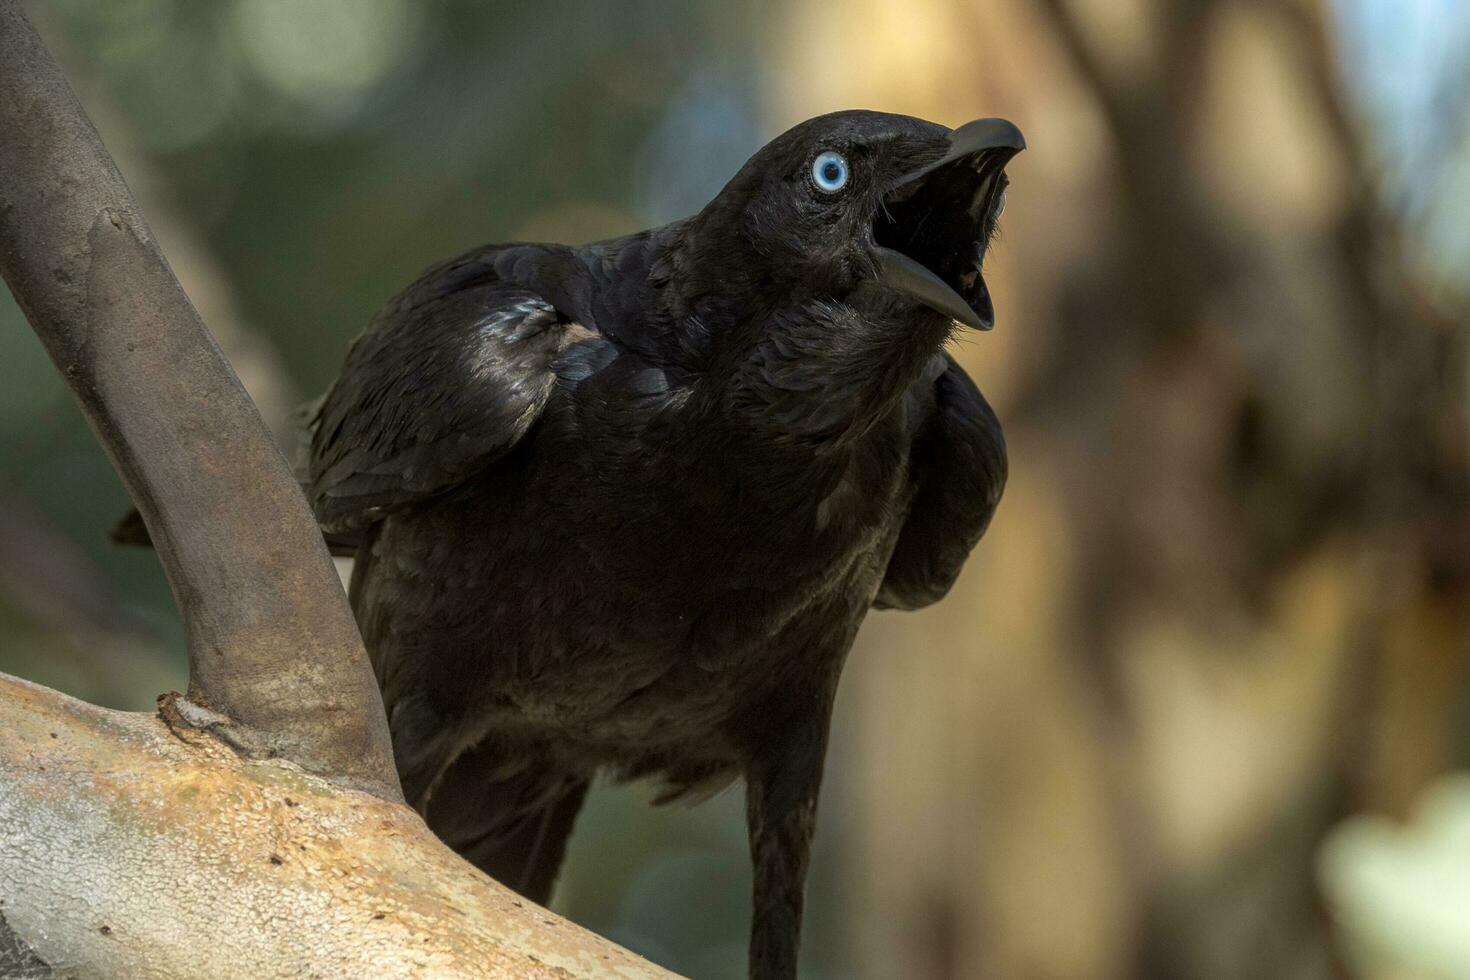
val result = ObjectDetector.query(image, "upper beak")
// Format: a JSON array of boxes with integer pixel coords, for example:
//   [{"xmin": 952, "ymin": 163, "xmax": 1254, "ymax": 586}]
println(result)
[
  {"xmin": 874, "ymin": 117, "xmax": 1025, "ymax": 330},
  {"xmin": 892, "ymin": 117, "xmax": 1025, "ymax": 189}
]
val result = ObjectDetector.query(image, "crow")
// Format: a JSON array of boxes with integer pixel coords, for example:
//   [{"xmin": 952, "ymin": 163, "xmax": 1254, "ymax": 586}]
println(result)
[{"xmin": 128, "ymin": 109, "xmax": 1023, "ymax": 979}]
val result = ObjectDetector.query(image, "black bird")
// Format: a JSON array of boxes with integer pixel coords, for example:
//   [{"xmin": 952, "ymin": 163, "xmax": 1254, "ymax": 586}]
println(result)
[{"xmin": 307, "ymin": 109, "xmax": 1020, "ymax": 979}]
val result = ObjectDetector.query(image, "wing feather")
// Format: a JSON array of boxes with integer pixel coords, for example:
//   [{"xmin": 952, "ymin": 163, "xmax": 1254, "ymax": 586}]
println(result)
[
  {"xmin": 306, "ymin": 275, "xmax": 566, "ymax": 534},
  {"xmin": 876, "ymin": 353, "xmax": 1007, "ymax": 610}
]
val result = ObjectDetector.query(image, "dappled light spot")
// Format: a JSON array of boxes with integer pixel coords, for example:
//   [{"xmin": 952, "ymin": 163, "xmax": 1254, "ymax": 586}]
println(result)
[{"xmin": 231, "ymin": 0, "xmax": 418, "ymax": 118}]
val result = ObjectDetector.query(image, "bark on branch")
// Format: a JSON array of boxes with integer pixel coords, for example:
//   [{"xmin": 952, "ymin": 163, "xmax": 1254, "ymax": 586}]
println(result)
[
  {"xmin": 0, "ymin": 673, "xmax": 671, "ymax": 978},
  {"xmin": 0, "ymin": 0, "xmax": 397, "ymax": 799}
]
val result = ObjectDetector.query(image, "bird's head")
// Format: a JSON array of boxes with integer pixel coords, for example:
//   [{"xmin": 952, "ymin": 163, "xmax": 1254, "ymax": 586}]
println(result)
[{"xmin": 689, "ymin": 109, "xmax": 1025, "ymax": 332}]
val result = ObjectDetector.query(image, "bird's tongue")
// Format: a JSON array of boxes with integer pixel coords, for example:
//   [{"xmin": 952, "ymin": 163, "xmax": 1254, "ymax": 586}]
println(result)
[
  {"xmin": 952, "ymin": 238, "xmax": 996, "ymax": 328},
  {"xmin": 970, "ymin": 270, "xmax": 994, "ymax": 327}
]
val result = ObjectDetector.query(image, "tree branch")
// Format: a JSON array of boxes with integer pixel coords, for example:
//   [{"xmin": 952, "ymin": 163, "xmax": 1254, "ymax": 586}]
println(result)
[
  {"xmin": 0, "ymin": 0, "xmax": 398, "ymax": 799},
  {"xmin": 0, "ymin": 673, "xmax": 674, "ymax": 978}
]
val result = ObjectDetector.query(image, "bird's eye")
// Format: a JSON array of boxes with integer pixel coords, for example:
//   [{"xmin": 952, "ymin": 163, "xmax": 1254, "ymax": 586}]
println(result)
[{"xmin": 810, "ymin": 150, "xmax": 849, "ymax": 193}]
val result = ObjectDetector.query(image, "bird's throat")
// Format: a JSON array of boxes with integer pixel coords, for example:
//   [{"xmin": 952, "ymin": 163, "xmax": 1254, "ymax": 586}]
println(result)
[{"xmin": 719, "ymin": 297, "xmax": 952, "ymax": 451}]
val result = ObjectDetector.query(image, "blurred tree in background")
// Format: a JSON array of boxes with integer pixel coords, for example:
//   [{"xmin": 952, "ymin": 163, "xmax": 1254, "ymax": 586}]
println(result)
[{"xmin": 1, "ymin": 1, "xmax": 1465, "ymax": 977}]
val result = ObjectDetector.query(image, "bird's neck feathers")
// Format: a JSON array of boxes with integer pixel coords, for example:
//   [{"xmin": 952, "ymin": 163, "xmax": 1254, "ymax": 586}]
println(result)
[
  {"xmin": 723, "ymin": 297, "xmax": 952, "ymax": 447},
  {"xmin": 654, "ymin": 214, "xmax": 953, "ymax": 448}
]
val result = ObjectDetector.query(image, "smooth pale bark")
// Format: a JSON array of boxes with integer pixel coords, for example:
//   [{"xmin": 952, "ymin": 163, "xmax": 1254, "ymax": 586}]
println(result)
[{"xmin": 0, "ymin": 673, "xmax": 673, "ymax": 979}]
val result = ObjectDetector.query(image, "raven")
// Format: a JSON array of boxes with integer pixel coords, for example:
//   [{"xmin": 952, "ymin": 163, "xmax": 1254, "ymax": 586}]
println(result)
[{"xmin": 305, "ymin": 109, "xmax": 1020, "ymax": 979}]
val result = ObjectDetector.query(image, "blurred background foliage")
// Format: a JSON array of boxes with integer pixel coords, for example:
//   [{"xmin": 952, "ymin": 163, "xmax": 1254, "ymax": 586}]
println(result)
[{"xmin": 2, "ymin": 0, "xmax": 1467, "ymax": 977}]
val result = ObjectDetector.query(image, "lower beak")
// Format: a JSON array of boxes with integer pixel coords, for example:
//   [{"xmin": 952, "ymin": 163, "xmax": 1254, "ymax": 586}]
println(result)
[{"xmin": 874, "ymin": 248, "xmax": 989, "ymax": 329}]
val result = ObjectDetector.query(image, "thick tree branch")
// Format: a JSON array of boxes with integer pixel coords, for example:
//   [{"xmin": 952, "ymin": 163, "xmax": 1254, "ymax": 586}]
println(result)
[
  {"xmin": 0, "ymin": 673, "xmax": 674, "ymax": 978},
  {"xmin": 0, "ymin": 2, "xmax": 398, "ymax": 798}
]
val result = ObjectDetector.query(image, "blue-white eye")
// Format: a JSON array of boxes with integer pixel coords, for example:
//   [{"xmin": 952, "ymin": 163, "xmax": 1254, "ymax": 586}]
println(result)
[{"xmin": 811, "ymin": 150, "xmax": 849, "ymax": 193}]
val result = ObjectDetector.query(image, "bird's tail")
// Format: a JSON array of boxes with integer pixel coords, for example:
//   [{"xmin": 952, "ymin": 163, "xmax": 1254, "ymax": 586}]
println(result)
[
  {"xmin": 110, "ymin": 505, "xmax": 362, "ymax": 556},
  {"xmin": 422, "ymin": 741, "xmax": 590, "ymax": 906},
  {"xmin": 109, "ymin": 508, "xmax": 154, "ymax": 548}
]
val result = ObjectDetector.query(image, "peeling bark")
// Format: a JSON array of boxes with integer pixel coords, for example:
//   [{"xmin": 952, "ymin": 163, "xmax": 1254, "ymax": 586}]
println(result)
[{"xmin": 0, "ymin": 908, "xmax": 56, "ymax": 980}]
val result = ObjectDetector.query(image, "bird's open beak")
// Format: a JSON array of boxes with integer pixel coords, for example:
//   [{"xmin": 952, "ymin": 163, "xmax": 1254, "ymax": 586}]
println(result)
[{"xmin": 874, "ymin": 118, "xmax": 1025, "ymax": 330}]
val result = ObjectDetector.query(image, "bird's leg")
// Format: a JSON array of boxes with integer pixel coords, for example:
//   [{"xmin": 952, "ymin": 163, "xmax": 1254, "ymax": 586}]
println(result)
[
  {"xmin": 746, "ymin": 774, "xmax": 818, "ymax": 980},
  {"xmin": 743, "ymin": 689, "xmax": 835, "ymax": 980}
]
